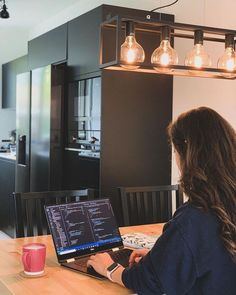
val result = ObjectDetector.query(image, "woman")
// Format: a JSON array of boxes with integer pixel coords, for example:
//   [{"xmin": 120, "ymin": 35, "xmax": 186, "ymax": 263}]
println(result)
[{"xmin": 87, "ymin": 107, "xmax": 236, "ymax": 294}]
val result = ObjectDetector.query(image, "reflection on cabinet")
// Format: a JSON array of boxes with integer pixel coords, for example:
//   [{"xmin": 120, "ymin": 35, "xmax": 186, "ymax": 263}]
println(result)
[
  {"xmin": 2, "ymin": 55, "xmax": 28, "ymax": 109},
  {"xmin": 67, "ymin": 76, "xmax": 101, "ymax": 158},
  {"xmin": 0, "ymin": 157, "xmax": 15, "ymax": 237}
]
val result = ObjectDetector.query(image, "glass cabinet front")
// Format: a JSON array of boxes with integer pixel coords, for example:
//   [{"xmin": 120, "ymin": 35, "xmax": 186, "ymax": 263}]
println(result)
[{"xmin": 67, "ymin": 76, "xmax": 101, "ymax": 158}]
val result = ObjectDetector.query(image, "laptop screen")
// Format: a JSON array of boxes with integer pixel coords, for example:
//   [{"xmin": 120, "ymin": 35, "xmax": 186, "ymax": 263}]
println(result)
[{"xmin": 45, "ymin": 199, "xmax": 123, "ymax": 261}]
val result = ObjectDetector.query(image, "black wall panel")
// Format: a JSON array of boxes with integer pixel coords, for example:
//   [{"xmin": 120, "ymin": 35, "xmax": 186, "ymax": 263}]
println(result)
[{"xmin": 100, "ymin": 70, "xmax": 173, "ymax": 224}]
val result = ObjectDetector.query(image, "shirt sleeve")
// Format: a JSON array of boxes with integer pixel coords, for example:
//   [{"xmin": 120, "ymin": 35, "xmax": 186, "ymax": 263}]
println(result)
[{"xmin": 122, "ymin": 221, "xmax": 198, "ymax": 295}]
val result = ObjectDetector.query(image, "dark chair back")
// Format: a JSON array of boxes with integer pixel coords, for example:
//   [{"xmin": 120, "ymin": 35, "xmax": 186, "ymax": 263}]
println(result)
[
  {"xmin": 13, "ymin": 189, "xmax": 96, "ymax": 238},
  {"xmin": 118, "ymin": 185, "xmax": 184, "ymax": 226}
]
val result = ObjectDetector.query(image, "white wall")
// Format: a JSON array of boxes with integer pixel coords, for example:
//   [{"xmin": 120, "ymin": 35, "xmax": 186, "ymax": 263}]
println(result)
[{"xmin": 171, "ymin": 0, "xmax": 236, "ymax": 184}]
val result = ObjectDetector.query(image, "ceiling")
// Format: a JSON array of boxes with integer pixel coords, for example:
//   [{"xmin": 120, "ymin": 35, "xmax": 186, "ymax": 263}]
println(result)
[
  {"xmin": 2, "ymin": 0, "xmax": 236, "ymax": 31},
  {"xmin": 0, "ymin": 0, "xmax": 80, "ymax": 29}
]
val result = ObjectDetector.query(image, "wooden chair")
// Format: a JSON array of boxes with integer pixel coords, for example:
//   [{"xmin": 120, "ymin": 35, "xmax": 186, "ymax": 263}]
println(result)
[
  {"xmin": 118, "ymin": 185, "xmax": 184, "ymax": 226},
  {"xmin": 13, "ymin": 189, "xmax": 96, "ymax": 238}
]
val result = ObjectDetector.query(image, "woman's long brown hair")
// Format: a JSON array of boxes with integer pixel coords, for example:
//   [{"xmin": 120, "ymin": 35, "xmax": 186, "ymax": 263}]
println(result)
[{"xmin": 168, "ymin": 107, "xmax": 236, "ymax": 262}]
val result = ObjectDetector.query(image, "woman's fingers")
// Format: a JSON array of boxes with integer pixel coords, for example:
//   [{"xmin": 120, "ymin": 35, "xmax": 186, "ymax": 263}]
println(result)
[
  {"xmin": 129, "ymin": 249, "xmax": 149, "ymax": 266},
  {"xmin": 134, "ymin": 256, "xmax": 142, "ymax": 263},
  {"xmin": 87, "ymin": 252, "xmax": 114, "ymax": 276}
]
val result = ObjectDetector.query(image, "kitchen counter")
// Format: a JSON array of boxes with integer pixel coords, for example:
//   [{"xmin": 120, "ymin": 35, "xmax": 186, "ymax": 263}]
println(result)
[
  {"xmin": 0, "ymin": 152, "xmax": 16, "ymax": 161},
  {"xmin": 64, "ymin": 147, "xmax": 100, "ymax": 159},
  {"xmin": 0, "ymin": 156, "xmax": 15, "ymax": 237}
]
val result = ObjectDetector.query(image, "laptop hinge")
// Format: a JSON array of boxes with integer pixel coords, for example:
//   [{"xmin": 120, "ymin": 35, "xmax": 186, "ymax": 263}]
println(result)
[
  {"xmin": 66, "ymin": 258, "xmax": 75, "ymax": 263},
  {"xmin": 111, "ymin": 247, "xmax": 121, "ymax": 252}
]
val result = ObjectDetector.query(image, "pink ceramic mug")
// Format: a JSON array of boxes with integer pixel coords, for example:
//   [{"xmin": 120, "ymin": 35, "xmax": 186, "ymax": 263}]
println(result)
[{"xmin": 22, "ymin": 243, "xmax": 46, "ymax": 275}]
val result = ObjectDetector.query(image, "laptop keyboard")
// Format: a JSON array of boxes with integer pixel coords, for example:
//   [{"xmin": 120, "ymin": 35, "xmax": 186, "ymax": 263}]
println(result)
[
  {"xmin": 64, "ymin": 248, "xmax": 133, "ymax": 279},
  {"xmin": 74, "ymin": 257, "xmax": 88, "ymax": 269},
  {"xmin": 67, "ymin": 258, "xmax": 105, "ymax": 279},
  {"xmin": 73, "ymin": 248, "xmax": 133, "ymax": 269}
]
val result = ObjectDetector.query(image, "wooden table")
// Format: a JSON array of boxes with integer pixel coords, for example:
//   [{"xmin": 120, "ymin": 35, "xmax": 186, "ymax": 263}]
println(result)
[{"xmin": 0, "ymin": 223, "xmax": 164, "ymax": 295}]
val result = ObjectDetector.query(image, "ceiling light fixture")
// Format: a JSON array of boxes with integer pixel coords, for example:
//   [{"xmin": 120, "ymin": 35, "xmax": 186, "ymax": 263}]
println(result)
[
  {"xmin": 0, "ymin": 0, "xmax": 9, "ymax": 19},
  {"xmin": 100, "ymin": 15, "xmax": 236, "ymax": 80}
]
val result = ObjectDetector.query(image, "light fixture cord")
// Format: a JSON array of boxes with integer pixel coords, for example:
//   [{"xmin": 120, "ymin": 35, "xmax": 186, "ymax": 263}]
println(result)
[
  {"xmin": 0, "ymin": 0, "xmax": 5, "ymax": 8},
  {"xmin": 150, "ymin": 0, "xmax": 179, "ymax": 12}
]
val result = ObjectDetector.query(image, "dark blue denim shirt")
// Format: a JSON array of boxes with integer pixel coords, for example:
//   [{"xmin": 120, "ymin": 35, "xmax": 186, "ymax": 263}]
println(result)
[{"xmin": 122, "ymin": 203, "xmax": 236, "ymax": 295}]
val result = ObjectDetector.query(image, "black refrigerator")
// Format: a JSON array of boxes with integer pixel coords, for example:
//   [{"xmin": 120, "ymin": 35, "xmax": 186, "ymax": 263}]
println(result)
[{"xmin": 15, "ymin": 64, "xmax": 65, "ymax": 193}]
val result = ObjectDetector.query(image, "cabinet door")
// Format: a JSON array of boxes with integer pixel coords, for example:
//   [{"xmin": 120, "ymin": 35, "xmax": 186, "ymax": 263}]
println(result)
[
  {"xmin": 2, "ymin": 55, "xmax": 28, "ymax": 109},
  {"xmin": 67, "ymin": 6, "xmax": 102, "ymax": 79},
  {"xmin": 2, "ymin": 62, "xmax": 16, "ymax": 108},
  {"xmin": 28, "ymin": 24, "xmax": 67, "ymax": 70}
]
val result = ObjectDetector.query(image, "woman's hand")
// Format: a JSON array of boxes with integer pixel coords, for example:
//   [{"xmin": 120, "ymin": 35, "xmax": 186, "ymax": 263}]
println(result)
[
  {"xmin": 129, "ymin": 248, "xmax": 150, "ymax": 267},
  {"xmin": 87, "ymin": 253, "xmax": 114, "ymax": 277}
]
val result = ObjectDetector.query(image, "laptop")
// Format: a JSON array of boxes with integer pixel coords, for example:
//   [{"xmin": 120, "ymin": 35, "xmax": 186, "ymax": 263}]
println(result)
[{"xmin": 44, "ymin": 198, "xmax": 132, "ymax": 279}]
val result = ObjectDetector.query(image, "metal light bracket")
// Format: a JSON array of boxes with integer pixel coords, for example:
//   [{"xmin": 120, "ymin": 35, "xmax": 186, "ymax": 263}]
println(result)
[{"xmin": 100, "ymin": 14, "xmax": 236, "ymax": 79}]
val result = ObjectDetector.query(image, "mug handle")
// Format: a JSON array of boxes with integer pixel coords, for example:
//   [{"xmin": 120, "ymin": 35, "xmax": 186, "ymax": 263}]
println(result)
[{"xmin": 22, "ymin": 252, "xmax": 30, "ymax": 270}]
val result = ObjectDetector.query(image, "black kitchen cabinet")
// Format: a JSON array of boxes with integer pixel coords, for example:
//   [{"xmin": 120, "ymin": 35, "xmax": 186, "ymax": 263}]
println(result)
[
  {"xmin": 1, "ymin": 4, "xmax": 175, "ymax": 227},
  {"xmin": 28, "ymin": 23, "xmax": 67, "ymax": 70},
  {"xmin": 63, "ymin": 150, "xmax": 100, "ymax": 190},
  {"xmin": 0, "ymin": 157, "xmax": 15, "ymax": 237},
  {"xmin": 2, "ymin": 62, "xmax": 15, "ymax": 109},
  {"xmin": 2, "ymin": 55, "xmax": 28, "ymax": 109}
]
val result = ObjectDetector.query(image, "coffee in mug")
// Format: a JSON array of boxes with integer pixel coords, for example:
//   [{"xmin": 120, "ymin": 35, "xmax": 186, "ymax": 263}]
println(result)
[{"xmin": 22, "ymin": 243, "xmax": 46, "ymax": 275}]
